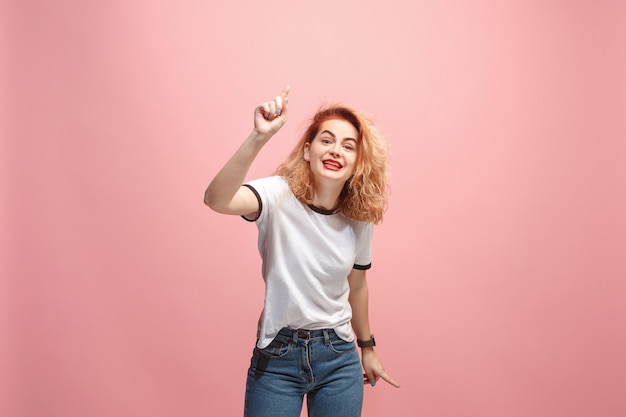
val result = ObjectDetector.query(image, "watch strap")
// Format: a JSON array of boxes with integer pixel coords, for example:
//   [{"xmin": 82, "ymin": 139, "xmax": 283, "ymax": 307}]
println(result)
[{"xmin": 357, "ymin": 335, "xmax": 376, "ymax": 348}]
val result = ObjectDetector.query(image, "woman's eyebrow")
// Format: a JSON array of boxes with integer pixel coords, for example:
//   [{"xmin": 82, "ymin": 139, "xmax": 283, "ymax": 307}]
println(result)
[{"xmin": 320, "ymin": 130, "xmax": 357, "ymax": 142}]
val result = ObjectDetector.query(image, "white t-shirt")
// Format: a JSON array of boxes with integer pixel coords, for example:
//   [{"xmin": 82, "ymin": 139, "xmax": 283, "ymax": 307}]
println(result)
[{"xmin": 243, "ymin": 176, "xmax": 373, "ymax": 348}]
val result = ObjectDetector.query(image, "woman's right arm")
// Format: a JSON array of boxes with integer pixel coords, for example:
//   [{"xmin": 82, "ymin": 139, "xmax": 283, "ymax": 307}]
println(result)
[{"xmin": 204, "ymin": 86, "xmax": 290, "ymax": 217}]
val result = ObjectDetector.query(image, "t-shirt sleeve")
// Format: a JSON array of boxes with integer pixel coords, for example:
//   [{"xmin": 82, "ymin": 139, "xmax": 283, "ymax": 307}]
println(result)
[
  {"xmin": 240, "ymin": 176, "xmax": 284, "ymax": 224},
  {"xmin": 240, "ymin": 184, "xmax": 262, "ymax": 222},
  {"xmin": 353, "ymin": 222, "xmax": 373, "ymax": 270}
]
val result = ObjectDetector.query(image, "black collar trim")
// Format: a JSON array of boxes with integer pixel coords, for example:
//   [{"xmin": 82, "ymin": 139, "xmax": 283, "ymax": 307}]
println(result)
[{"xmin": 308, "ymin": 204, "xmax": 339, "ymax": 215}]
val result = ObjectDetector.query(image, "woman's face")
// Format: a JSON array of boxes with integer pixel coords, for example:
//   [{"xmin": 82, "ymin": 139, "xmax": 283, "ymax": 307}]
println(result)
[{"xmin": 303, "ymin": 118, "xmax": 359, "ymax": 186}]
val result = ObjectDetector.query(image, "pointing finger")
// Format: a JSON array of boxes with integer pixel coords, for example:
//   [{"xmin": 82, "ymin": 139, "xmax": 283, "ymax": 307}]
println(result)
[
  {"xmin": 281, "ymin": 85, "xmax": 291, "ymax": 100},
  {"xmin": 380, "ymin": 372, "xmax": 401, "ymax": 388}
]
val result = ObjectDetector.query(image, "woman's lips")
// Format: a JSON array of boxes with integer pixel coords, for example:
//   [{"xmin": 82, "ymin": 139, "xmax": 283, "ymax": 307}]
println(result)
[{"xmin": 323, "ymin": 159, "xmax": 342, "ymax": 171}]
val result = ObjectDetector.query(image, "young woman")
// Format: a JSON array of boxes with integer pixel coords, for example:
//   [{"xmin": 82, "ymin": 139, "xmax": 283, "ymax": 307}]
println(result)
[{"xmin": 205, "ymin": 86, "xmax": 399, "ymax": 417}]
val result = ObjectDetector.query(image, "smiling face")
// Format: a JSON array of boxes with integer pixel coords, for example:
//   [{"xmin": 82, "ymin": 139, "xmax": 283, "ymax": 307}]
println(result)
[{"xmin": 303, "ymin": 118, "xmax": 359, "ymax": 186}]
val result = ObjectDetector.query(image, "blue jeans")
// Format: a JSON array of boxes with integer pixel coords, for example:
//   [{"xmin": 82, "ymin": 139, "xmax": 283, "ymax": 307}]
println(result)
[{"xmin": 244, "ymin": 327, "xmax": 364, "ymax": 417}]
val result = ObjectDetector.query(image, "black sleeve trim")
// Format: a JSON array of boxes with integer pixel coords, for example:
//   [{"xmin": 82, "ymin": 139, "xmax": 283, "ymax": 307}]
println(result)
[
  {"xmin": 353, "ymin": 263, "xmax": 372, "ymax": 270},
  {"xmin": 240, "ymin": 184, "xmax": 262, "ymax": 222}
]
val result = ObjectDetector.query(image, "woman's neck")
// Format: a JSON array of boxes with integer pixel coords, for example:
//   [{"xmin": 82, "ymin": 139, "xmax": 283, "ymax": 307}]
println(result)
[{"xmin": 311, "ymin": 183, "xmax": 344, "ymax": 211}]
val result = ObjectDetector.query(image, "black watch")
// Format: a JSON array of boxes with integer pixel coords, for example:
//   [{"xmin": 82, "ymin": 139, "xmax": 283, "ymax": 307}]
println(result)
[{"xmin": 357, "ymin": 335, "xmax": 376, "ymax": 348}]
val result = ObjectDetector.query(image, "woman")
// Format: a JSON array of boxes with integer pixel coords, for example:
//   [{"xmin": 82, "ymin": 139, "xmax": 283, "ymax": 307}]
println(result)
[{"xmin": 205, "ymin": 86, "xmax": 399, "ymax": 417}]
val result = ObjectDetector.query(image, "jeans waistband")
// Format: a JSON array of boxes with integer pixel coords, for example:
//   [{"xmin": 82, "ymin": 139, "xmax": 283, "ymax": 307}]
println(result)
[{"xmin": 277, "ymin": 327, "xmax": 336, "ymax": 343}]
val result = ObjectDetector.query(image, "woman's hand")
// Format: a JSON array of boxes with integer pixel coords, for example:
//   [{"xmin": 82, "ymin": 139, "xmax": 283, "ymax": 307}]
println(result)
[
  {"xmin": 253, "ymin": 85, "xmax": 291, "ymax": 137},
  {"xmin": 362, "ymin": 348, "xmax": 401, "ymax": 388}
]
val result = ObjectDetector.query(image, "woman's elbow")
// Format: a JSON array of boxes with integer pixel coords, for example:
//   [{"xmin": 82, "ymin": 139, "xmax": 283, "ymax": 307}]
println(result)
[
  {"xmin": 204, "ymin": 191, "xmax": 233, "ymax": 214},
  {"xmin": 203, "ymin": 189, "xmax": 219, "ymax": 211}
]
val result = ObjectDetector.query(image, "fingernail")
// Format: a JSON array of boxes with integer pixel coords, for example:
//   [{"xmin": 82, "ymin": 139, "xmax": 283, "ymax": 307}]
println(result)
[
  {"xmin": 286, "ymin": 98, "xmax": 289, "ymax": 103},
  {"xmin": 370, "ymin": 382, "xmax": 375, "ymax": 387},
  {"xmin": 276, "ymin": 109, "xmax": 281, "ymax": 115}
]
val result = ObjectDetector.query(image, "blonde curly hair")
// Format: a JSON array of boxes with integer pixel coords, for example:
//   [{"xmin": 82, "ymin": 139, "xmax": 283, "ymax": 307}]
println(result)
[{"xmin": 275, "ymin": 105, "xmax": 389, "ymax": 224}]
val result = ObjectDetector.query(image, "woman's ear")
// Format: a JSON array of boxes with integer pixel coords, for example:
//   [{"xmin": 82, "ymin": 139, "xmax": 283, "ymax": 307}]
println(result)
[{"xmin": 303, "ymin": 142, "xmax": 310, "ymax": 162}]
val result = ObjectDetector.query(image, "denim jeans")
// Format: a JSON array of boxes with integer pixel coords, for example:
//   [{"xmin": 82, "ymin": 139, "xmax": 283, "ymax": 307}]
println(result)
[{"xmin": 244, "ymin": 327, "xmax": 364, "ymax": 417}]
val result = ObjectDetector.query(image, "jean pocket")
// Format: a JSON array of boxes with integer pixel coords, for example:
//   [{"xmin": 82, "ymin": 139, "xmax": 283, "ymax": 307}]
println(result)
[
  {"xmin": 328, "ymin": 337, "xmax": 357, "ymax": 354},
  {"xmin": 255, "ymin": 338, "xmax": 292, "ymax": 359}
]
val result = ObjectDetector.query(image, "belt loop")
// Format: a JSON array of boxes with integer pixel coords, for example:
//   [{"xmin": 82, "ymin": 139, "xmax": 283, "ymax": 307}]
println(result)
[
  {"xmin": 292, "ymin": 329, "xmax": 298, "ymax": 344},
  {"xmin": 323, "ymin": 329, "xmax": 330, "ymax": 346}
]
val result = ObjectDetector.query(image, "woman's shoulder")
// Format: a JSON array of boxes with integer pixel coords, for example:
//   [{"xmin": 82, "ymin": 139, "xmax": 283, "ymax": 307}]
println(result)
[
  {"xmin": 245, "ymin": 176, "xmax": 290, "ymax": 198},
  {"xmin": 348, "ymin": 217, "xmax": 374, "ymax": 235},
  {"xmin": 247, "ymin": 175, "xmax": 286, "ymax": 187}
]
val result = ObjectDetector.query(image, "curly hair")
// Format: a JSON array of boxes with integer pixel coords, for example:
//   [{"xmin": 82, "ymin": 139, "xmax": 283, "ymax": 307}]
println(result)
[{"xmin": 275, "ymin": 105, "xmax": 389, "ymax": 224}]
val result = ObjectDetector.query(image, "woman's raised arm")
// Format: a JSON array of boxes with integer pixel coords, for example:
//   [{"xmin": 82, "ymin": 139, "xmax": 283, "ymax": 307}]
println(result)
[{"xmin": 204, "ymin": 86, "xmax": 290, "ymax": 216}]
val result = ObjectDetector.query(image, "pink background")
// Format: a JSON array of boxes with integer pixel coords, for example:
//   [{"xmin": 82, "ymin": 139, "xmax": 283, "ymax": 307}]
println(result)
[{"xmin": 3, "ymin": 1, "xmax": 626, "ymax": 416}]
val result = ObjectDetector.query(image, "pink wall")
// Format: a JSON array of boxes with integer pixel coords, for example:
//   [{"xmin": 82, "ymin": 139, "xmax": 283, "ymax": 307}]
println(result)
[{"xmin": 4, "ymin": 1, "xmax": 626, "ymax": 416}]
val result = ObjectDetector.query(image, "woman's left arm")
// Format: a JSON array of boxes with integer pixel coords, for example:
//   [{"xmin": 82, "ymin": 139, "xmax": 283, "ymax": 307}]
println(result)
[{"xmin": 348, "ymin": 269, "xmax": 400, "ymax": 388}]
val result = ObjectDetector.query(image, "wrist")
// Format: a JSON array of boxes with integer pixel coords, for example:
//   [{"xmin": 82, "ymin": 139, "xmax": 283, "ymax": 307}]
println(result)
[
  {"xmin": 360, "ymin": 346, "xmax": 375, "ymax": 355},
  {"xmin": 249, "ymin": 130, "xmax": 273, "ymax": 143}
]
